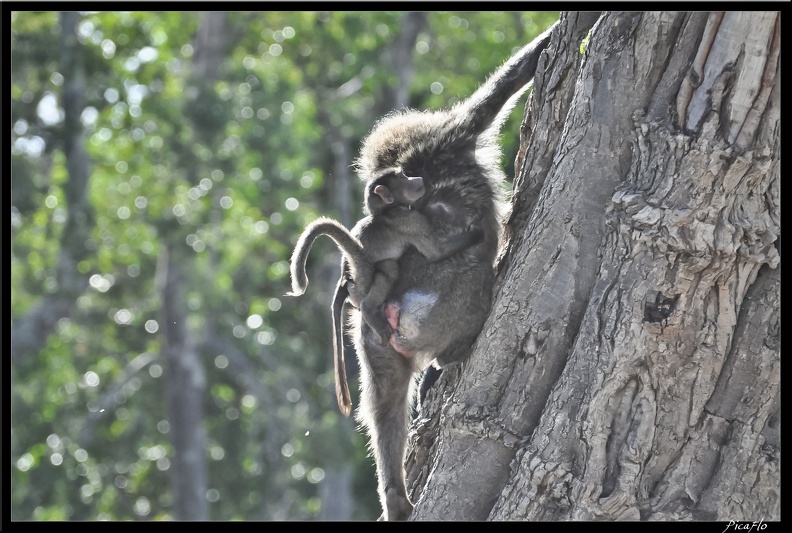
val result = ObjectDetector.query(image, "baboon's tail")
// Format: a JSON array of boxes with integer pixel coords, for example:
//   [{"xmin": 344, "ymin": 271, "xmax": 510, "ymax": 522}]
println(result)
[
  {"xmin": 332, "ymin": 275, "xmax": 352, "ymax": 416},
  {"xmin": 455, "ymin": 21, "xmax": 558, "ymax": 137},
  {"xmin": 288, "ymin": 217, "xmax": 365, "ymax": 296}
]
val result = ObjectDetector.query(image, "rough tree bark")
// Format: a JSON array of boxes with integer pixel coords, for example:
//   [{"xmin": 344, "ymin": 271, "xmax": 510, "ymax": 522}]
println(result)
[{"xmin": 406, "ymin": 11, "xmax": 779, "ymax": 521}]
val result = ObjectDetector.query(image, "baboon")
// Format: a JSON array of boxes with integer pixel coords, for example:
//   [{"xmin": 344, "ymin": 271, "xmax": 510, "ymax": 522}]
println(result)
[
  {"xmin": 347, "ymin": 22, "xmax": 558, "ymax": 520},
  {"xmin": 289, "ymin": 169, "xmax": 483, "ymax": 415}
]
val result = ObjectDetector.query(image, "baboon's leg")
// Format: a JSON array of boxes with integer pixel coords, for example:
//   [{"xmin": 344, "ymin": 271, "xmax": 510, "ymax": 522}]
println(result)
[{"xmin": 358, "ymin": 343, "xmax": 415, "ymax": 521}]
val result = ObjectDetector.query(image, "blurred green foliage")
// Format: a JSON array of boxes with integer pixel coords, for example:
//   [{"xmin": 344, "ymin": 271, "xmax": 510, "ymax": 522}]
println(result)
[{"xmin": 10, "ymin": 10, "xmax": 559, "ymax": 520}]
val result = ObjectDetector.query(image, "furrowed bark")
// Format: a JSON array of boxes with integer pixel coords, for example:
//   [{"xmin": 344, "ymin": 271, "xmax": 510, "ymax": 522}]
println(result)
[{"xmin": 407, "ymin": 11, "xmax": 779, "ymax": 521}]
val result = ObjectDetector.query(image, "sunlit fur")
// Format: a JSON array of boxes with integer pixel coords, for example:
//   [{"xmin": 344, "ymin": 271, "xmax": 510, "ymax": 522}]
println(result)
[{"xmin": 348, "ymin": 22, "xmax": 557, "ymax": 520}]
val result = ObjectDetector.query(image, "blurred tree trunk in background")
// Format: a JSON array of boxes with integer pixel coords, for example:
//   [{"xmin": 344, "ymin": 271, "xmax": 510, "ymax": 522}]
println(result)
[
  {"xmin": 159, "ymin": 11, "xmax": 230, "ymax": 521},
  {"xmin": 11, "ymin": 11, "xmax": 93, "ymax": 363},
  {"xmin": 158, "ymin": 243, "xmax": 208, "ymax": 520},
  {"xmin": 379, "ymin": 11, "xmax": 428, "ymax": 115},
  {"xmin": 407, "ymin": 11, "xmax": 779, "ymax": 521}
]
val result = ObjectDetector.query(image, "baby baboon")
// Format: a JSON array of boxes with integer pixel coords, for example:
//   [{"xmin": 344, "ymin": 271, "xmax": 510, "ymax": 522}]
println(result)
[
  {"xmin": 349, "ymin": 22, "xmax": 557, "ymax": 520},
  {"xmin": 289, "ymin": 168, "xmax": 482, "ymax": 415}
]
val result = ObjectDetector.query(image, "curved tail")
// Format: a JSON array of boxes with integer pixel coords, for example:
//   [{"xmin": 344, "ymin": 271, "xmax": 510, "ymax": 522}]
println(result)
[{"xmin": 288, "ymin": 216, "xmax": 366, "ymax": 296}]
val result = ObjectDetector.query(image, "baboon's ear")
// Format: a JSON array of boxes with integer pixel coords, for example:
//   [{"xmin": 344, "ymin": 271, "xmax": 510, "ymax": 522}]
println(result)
[{"xmin": 374, "ymin": 185, "xmax": 394, "ymax": 204}]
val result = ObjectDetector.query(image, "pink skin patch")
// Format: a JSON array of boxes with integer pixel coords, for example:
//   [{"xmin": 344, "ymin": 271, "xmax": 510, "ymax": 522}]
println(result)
[
  {"xmin": 385, "ymin": 301, "xmax": 401, "ymax": 330},
  {"xmin": 385, "ymin": 301, "xmax": 413, "ymax": 358}
]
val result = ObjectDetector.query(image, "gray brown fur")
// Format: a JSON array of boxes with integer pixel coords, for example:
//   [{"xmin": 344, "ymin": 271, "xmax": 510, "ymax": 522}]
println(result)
[
  {"xmin": 348, "ymin": 22, "xmax": 557, "ymax": 520},
  {"xmin": 289, "ymin": 170, "xmax": 482, "ymax": 416}
]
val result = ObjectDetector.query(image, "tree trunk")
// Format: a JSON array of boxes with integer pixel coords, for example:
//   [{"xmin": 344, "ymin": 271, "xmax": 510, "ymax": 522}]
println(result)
[
  {"xmin": 407, "ymin": 11, "xmax": 779, "ymax": 521},
  {"xmin": 318, "ymin": 466, "xmax": 354, "ymax": 521},
  {"xmin": 380, "ymin": 11, "xmax": 428, "ymax": 113},
  {"xmin": 158, "ymin": 10, "xmax": 230, "ymax": 520},
  {"xmin": 159, "ymin": 243, "xmax": 209, "ymax": 521},
  {"xmin": 11, "ymin": 11, "xmax": 93, "ymax": 364}
]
